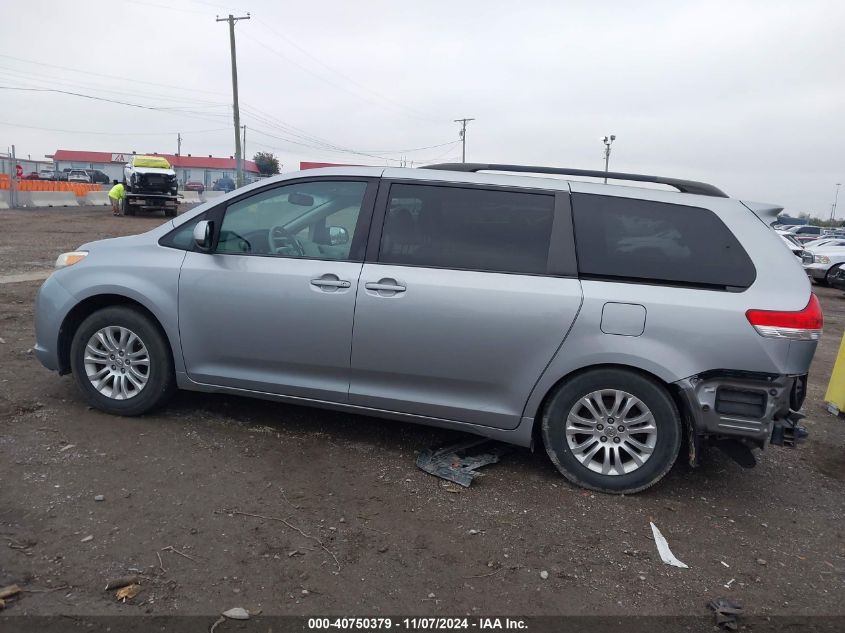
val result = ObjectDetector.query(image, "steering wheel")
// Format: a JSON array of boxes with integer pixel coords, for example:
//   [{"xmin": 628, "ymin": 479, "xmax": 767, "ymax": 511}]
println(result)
[{"xmin": 268, "ymin": 225, "xmax": 305, "ymax": 256}]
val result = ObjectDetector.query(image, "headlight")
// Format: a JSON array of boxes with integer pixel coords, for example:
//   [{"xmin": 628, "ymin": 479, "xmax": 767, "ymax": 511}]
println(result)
[
  {"xmin": 815, "ymin": 255, "xmax": 831, "ymax": 264},
  {"xmin": 55, "ymin": 251, "xmax": 88, "ymax": 268}
]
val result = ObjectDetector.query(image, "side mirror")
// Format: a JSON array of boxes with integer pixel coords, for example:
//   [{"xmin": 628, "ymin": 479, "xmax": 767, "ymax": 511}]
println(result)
[
  {"xmin": 328, "ymin": 226, "xmax": 349, "ymax": 246},
  {"xmin": 193, "ymin": 220, "xmax": 213, "ymax": 251}
]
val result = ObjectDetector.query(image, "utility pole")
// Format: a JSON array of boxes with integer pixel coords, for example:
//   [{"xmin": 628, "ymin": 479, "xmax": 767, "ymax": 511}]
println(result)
[
  {"xmin": 454, "ymin": 118, "xmax": 475, "ymax": 163},
  {"xmin": 601, "ymin": 135, "xmax": 616, "ymax": 183},
  {"xmin": 217, "ymin": 12, "xmax": 250, "ymax": 188},
  {"xmin": 831, "ymin": 183, "xmax": 842, "ymax": 222},
  {"xmin": 242, "ymin": 124, "xmax": 246, "ymax": 181},
  {"xmin": 10, "ymin": 144, "xmax": 17, "ymax": 208},
  {"xmin": 177, "ymin": 132, "xmax": 181, "ymax": 156}
]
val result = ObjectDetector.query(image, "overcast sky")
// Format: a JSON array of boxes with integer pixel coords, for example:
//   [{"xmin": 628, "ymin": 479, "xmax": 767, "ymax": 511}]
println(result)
[{"xmin": 1, "ymin": 0, "xmax": 844, "ymax": 214}]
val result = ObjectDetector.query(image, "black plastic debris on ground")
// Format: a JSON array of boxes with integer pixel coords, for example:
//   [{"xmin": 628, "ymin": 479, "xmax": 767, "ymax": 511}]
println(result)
[
  {"xmin": 708, "ymin": 597, "xmax": 743, "ymax": 630},
  {"xmin": 416, "ymin": 438, "xmax": 511, "ymax": 487}
]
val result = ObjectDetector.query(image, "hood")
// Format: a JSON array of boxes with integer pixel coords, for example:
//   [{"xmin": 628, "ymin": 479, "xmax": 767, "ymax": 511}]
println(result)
[
  {"xmin": 130, "ymin": 166, "xmax": 175, "ymax": 176},
  {"xmin": 805, "ymin": 246, "xmax": 845, "ymax": 258}
]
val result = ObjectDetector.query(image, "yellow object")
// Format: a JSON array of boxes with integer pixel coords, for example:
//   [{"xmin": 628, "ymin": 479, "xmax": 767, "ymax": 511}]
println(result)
[
  {"xmin": 131, "ymin": 155, "xmax": 171, "ymax": 169},
  {"xmin": 108, "ymin": 183, "xmax": 125, "ymax": 200},
  {"xmin": 824, "ymin": 333, "xmax": 845, "ymax": 413}
]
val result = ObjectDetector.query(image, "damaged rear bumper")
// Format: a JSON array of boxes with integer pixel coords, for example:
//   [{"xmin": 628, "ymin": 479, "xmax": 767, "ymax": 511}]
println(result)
[{"xmin": 675, "ymin": 370, "xmax": 809, "ymax": 454}]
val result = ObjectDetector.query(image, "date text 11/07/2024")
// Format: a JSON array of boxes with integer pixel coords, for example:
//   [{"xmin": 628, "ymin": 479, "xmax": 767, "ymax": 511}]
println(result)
[{"xmin": 307, "ymin": 618, "xmax": 528, "ymax": 630}]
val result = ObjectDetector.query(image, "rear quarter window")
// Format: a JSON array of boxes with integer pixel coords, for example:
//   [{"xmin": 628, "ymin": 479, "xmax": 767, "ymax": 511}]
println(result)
[{"xmin": 572, "ymin": 194, "xmax": 756, "ymax": 290}]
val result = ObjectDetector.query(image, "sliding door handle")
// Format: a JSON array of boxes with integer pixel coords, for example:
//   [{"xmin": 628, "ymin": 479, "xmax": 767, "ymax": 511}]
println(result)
[{"xmin": 364, "ymin": 282, "xmax": 406, "ymax": 292}]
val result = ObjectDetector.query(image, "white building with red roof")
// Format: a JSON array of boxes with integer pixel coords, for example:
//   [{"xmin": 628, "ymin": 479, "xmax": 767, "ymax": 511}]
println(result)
[{"xmin": 50, "ymin": 149, "xmax": 261, "ymax": 188}]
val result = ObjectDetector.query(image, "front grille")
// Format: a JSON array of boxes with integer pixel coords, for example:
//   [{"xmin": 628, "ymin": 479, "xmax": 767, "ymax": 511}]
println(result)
[
  {"xmin": 802, "ymin": 252, "xmax": 813, "ymax": 264},
  {"xmin": 715, "ymin": 387, "xmax": 766, "ymax": 418},
  {"xmin": 138, "ymin": 173, "xmax": 174, "ymax": 193}
]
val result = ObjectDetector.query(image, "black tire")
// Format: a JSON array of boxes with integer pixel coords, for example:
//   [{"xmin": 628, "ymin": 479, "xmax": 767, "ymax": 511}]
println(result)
[
  {"xmin": 541, "ymin": 368, "xmax": 682, "ymax": 494},
  {"xmin": 123, "ymin": 198, "xmax": 135, "ymax": 216},
  {"xmin": 69, "ymin": 306, "xmax": 176, "ymax": 416},
  {"xmin": 825, "ymin": 265, "xmax": 841, "ymax": 286},
  {"xmin": 165, "ymin": 208, "xmax": 177, "ymax": 218}
]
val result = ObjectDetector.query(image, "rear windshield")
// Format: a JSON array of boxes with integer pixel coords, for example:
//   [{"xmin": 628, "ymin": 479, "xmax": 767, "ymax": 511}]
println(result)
[{"xmin": 572, "ymin": 194, "xmax": 756, "ymax": 290}]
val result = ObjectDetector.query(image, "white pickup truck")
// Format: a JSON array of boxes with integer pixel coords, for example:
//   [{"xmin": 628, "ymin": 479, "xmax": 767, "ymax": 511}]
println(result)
[
  {"xmin": 123, "ymin": 155, "xmax": 178, "ymax": 196},
  {"xmin": 802, "ymin": 244, "xmax": 845, "ymax": 284}
]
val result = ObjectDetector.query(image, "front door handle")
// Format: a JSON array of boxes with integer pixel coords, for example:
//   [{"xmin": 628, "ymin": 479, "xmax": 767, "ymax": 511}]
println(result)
[{"xmin": 310, "ymin": 276, "xmax": 351, "ymax": 290}]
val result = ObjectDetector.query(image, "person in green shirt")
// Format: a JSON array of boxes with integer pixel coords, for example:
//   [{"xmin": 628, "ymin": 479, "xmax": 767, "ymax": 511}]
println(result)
[{"xmin": 108, "ymin": 180, "xmax": 125, "ymax": 216}]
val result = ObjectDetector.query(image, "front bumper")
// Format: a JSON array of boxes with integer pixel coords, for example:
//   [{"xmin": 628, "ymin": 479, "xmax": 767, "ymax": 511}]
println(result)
[
  {"xmin": 33, "ymin": 272, "xmax": 77, "ymax": 372},
  {"xmin": 675, "ymin": 371, "xmax": 808, "ymax": 450}
]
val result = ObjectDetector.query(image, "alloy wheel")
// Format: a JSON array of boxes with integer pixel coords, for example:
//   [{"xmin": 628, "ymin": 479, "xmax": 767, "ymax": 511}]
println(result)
[
  {"xmin": 565, "ymin": 389, "xmax": 658, "ymax": 475},
  {"xmin": 83, "ymin": 326, "xmax": 150, "ymax": 400}
]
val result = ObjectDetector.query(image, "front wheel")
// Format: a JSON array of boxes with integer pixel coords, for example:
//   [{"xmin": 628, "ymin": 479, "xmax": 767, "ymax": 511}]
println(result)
[
  {"xmin": 69, "ymin": 306, "xmax": 176, "ymax": 416},
  {"xmin": 541, "ymin": 368, "xmax": 682, "ymax": 494},
  {"xmin": 825, "ymin": 264, "xmax": 842, "ymax": 286}
]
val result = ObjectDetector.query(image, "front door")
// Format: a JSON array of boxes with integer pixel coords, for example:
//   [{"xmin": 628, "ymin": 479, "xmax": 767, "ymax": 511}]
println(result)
[
  {"xmin": 349, "ymin": 182, "xmax": 583, "ymax": 429},
  {"xmin": 178, "ymin": 178, "xmax": 376, "ymax": 402}
]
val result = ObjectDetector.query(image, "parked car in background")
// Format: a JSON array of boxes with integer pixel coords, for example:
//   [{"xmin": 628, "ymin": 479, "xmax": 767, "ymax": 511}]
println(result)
[
  {"xmin": 38, "ymin": 169, "xmax": 57, "ymax": 180},
  {"xmin": 785, "ymin": 225, "xmax": 823, "ymax": 243},
  {"xmin": 22, "ymin": 171, "xmax": 41, "ymax": 180},
  {"xmin": 184, "ymin": 180, "xmax": 205, "ymax": 193},
  {"xmin": 212, "ymin": 176, "xmax": 235, "ymax": 193},
  {"xmin": 828, "ymin": 266, "xmax": 845, "ymax": 292},
  {"xmin": 85, "ymin": 169, "xmax": 110, "ymax": 184},
  {"xmin": 802, "ymin": 245, "xmax": 845, "ymax": 284},
  {"xmin": 67, "ymin": 169, "xmax": 91, "ymax": 183},
  {"xmin": 34, "ymin": 163, "xmax": 819, "ymax": 494},
  {"xmin": 802, "ymin": 237, "xmax": 845, "ymax": 250},
  {"xmin": 779, "ymin": 232, "xmax": 804, "ymax": 258}
]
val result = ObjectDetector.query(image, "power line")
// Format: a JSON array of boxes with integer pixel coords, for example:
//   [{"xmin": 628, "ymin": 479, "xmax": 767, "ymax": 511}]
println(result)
[
  {"xmin": 124, "ymin": 0, "xmax": 207, "ymax": 15},
  {"xmin": 254, "ymin": 18, "xmax": 442, "ymax": 124},
  {"xmin": 0, "ymin": 53, "xmax": 222, "ymax": 97},
  {"xmin": 0, "ymin": 66, "xmax": 228, "ymax": 108},
  {"xmin": 0, "ymin": 86, "xmax": 181, "ymax": 111},
  {"xmin": 0, "ymin": 120, "xmax": 228, "ymax": 136}
]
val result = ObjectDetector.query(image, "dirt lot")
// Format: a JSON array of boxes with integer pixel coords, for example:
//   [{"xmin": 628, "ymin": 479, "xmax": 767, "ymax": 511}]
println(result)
[{"xmin": 1, "ymin": 207, "xmax": 844, "ymax": 619}]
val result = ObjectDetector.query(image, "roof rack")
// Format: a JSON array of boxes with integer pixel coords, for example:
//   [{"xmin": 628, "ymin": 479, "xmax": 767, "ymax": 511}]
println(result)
[{"xmin": 423, "ymin": 163, "xmax": 728, "ymax": 198}]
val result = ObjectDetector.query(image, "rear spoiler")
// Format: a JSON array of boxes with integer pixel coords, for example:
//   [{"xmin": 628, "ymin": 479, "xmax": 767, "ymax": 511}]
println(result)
[{"xmin": 741, "ymin": 201, "xmax": 784, "ymax": 226}]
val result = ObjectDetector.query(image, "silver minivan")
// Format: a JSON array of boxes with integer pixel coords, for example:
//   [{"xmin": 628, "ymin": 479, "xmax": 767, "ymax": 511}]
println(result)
[{"xmin": 34, "ymin": 164, "xmax": 821, "ymax": 493}]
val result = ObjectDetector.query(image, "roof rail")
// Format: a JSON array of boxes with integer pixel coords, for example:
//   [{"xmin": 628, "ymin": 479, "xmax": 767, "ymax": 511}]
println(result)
[{"xmin": 423, "ymin": 163, "xmax": 728, "ymax": 198}]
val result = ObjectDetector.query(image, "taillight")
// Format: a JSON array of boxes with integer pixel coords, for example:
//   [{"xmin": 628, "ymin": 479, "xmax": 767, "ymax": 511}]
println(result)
[{"xmin": 746, "ymin": 294, "xmax": 823, "ymax": 340}]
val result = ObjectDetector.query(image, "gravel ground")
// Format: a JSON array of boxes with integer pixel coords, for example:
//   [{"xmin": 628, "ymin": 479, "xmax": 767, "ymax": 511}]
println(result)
[{"xmin": 1, "ymin": 207, "xmax": 844, "ymax": 618}]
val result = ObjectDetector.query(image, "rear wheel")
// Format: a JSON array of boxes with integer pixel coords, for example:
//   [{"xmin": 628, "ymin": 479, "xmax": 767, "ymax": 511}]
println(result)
[
  {"xmin": 825, "ymin": 264, "xmax": 842, "ymax": 285},
  {"xmin": 541, "ymin": 368, "xmax": 682, "ymax": 494},
  {"xmin": 69, "ymin": 306, "xmax": 176, "ymax": 416}
]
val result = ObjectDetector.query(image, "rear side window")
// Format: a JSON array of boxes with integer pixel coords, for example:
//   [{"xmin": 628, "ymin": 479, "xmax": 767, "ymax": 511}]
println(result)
[
  {"xmin": 379, "ymin": 184, "xmax": 555, "ymax": 275},
  {"xmin": 572, "ymin": 194, "xmax": 755, "ymax": 289}
]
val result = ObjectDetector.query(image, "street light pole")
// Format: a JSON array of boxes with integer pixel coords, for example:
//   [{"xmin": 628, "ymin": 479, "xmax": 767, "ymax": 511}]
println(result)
[
  {"xmin": 832, "ymin": 183, "xmax": 842, "ymax": 222},
  {"xmin": 217, "ymin": 12, "xmax": 250, "ymax": 189},
  {"xmin": 601, "ymin": 135, "xmax": 616, "ymax": 183}
]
